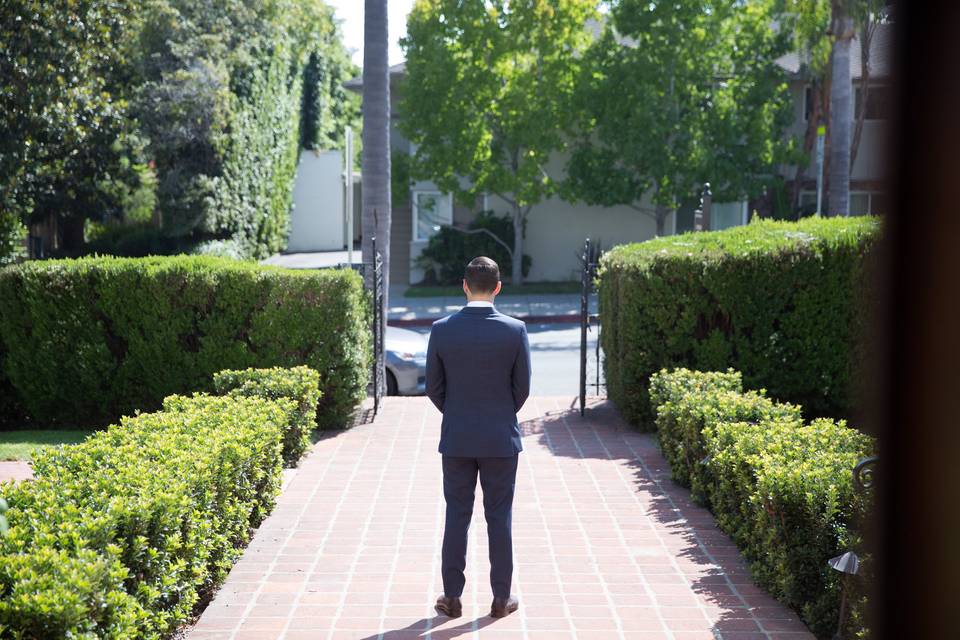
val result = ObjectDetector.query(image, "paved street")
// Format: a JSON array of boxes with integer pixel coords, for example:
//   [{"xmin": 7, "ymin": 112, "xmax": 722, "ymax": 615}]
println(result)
[
  {"xmin": 407, "ymin": 323, "xmax": 599, "ymax": 397},
  {"xmin": 186, "ymin": 396, "xmax": 813, "ymax": 640}
]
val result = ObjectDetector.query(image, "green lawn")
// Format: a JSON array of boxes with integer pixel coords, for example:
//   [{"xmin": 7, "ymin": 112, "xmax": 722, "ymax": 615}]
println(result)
[
  {"xmin": 404, "ymin": 281, "xmax": 581, "ymax": 298},
  {"xmin": 0, "ymin": 429, "xmax": 95, "ymax": 461}
]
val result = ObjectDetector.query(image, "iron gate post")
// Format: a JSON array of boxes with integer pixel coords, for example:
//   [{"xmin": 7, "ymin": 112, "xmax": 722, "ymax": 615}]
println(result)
[{"xmin": 580, "ymin": 238, "xmax": 590, "ymax": 416}]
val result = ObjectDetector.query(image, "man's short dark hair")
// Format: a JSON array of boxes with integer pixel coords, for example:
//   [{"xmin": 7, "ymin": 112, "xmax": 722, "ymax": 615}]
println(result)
[{"xmin": 464, "ymin": 256, "xmax": 500, "ymax": 294}]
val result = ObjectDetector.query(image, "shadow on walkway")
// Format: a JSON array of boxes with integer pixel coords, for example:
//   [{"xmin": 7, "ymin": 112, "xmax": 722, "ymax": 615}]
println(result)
[
  {"xmin": 361, "ymin": 614, "xmax": 502, "ymax": 640},
  {"xmin": 520, "ymin": 397, "xmax": 808, "ymax": 638}
]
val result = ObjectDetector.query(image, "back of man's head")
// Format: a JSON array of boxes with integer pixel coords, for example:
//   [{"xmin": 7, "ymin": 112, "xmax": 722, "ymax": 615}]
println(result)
[{"xmin": 464, "ymin": 256, "xmax": 500, "ymax": 294}]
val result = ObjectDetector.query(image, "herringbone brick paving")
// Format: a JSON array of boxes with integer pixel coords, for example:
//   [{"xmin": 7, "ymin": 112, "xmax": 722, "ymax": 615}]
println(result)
[{"xmin": 185, "ymin": 396, "xmax": 814, "ymax": 640}]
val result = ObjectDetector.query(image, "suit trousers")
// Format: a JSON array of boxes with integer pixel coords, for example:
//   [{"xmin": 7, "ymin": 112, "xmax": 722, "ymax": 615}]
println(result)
[{"xmin": 441, "ymin": 454, "xmax": 519, "ymax": 599}]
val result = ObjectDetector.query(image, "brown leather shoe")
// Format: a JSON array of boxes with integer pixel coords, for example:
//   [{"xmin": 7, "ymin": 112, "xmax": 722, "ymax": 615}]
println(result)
[
  {"xmin": 490, "ymin": 595, "xmax": 519, "ymax": 618},
  {"xmin": 435, "ymin": 595, "xmax": 462, "ymax": 618}
]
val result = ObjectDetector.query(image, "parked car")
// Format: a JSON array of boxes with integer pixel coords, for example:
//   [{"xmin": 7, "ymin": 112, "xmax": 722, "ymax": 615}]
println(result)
[{"xmin": 385, "ymin": 326, "xmax": 427, "ymax": 395}]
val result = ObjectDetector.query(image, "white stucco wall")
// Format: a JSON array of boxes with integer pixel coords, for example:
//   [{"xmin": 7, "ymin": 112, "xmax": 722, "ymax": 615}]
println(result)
[
  {"xmin": 485, "ymin": 193, "xmax": 667, "ymax": 282},
  {"xmin": 783, "ymin": 80, "xmax": 889, "ymax": 182},
  {"xmin": 288, "ymin": 150, "xmax": 345, "ymax": 252}
]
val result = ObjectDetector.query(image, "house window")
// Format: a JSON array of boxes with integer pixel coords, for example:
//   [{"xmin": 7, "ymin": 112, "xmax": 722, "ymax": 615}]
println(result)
[
  {"xmin": 800, "ymin": 190, "xmax": 886, "ymax": 215},
  {"xmin": 412, "ymin": 191, "xmax": 453, "ymax": 241},
  {"xmin": 673, "ymin": 198, "xmax": 747, "ymax": 234},
  {"xmin": 854, "ymin": 84, "xmax": 891, "ymax": 120}
]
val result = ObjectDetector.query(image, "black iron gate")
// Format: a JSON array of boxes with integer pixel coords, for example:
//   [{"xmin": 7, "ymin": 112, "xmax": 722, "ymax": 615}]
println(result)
[
  {"xmin": 579, "ymin": 238, "xmax": 604, "ymax": 416},
  {"xmin": 369, "ymin": 235, "xmax": 385, "ymax": 416}
]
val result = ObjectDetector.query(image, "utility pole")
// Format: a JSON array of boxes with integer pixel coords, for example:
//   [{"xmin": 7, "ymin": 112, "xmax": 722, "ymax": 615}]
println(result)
[
  {"xmin": 344, "ymin": 127, "xmax": 354, "ymax": 264},
  {"xmin": 816, "ymin": 124, "xmax": 826, "ymax": 215}
]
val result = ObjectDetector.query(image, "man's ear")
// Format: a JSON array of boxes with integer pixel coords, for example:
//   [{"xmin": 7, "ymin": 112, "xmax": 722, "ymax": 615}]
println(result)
[
  {"xmin": 462, "ymin": 279, "xmax": 470, "ymax": 297},
  {"xmin": 493, "ymin": 281, "xmax": 502, "ymax": 296}
]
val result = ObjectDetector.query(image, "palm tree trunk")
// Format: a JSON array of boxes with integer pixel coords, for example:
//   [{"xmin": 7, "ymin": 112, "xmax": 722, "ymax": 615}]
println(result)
[
  {"xmin": 362, "ymin": 0, "xmax": 391, "ymax": 397},
  {"xmin": 851, "ymin": 15, "xmax": 876, "ymax": 169},
  {"xmin": 362, "ymin": 0, "xmax": 391, "ymax": 297},
  {"xmin": 828, "ymin": 3, "xmax": 854, "ymax": 216}
]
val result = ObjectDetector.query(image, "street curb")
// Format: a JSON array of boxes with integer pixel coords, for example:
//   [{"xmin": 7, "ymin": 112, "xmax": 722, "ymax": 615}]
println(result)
[{"xmin": 389, "ymin": 313, "xmax": 581, "ymax": 328}]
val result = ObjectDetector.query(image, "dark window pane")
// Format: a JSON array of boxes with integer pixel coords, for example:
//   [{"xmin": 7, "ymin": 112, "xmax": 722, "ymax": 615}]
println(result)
[{"xmin": 871, "ymin": 192, "xmax": 889, "ymax": 215}]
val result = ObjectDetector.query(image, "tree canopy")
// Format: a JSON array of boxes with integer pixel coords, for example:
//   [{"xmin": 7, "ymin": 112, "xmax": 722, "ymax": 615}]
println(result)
[
  {"xmin": 564, "ymin": 0, "xmax": 796, "ymax": 235},
  {"xmin": 0, "ymin": 0, "xmax": 143, "ymax": 249},
  {"xmin": 400, "ymin": 0, "xmax": 598, "ymax": 284}
]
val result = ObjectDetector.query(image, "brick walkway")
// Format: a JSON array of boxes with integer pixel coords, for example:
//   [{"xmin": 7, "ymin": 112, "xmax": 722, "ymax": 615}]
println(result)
[{"xmin": 186, "ymin": 397, "xmax": 813, "ymax": 640}]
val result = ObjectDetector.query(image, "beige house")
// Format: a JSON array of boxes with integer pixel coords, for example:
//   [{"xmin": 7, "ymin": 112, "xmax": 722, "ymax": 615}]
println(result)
[{"xmin": 345, "ymin": 25, "xmax": 890, "ymax": 286}]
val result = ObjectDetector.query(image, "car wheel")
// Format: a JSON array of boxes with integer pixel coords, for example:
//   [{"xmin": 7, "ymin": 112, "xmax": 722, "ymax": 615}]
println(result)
[{"xmin": 386, "ymin": 370, "xmax": 399, "ymax": 396}]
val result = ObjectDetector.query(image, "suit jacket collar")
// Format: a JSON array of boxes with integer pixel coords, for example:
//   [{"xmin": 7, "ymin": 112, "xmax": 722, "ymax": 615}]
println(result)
[{"xmin": 458, "ymin": 305, "xmax": 498, "ymax": 317}]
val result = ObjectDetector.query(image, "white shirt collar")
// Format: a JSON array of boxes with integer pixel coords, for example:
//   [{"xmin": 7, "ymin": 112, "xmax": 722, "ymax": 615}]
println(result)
[{"xmin": 466, "ymin": 300, "xmax": 494, "ymax": 307}]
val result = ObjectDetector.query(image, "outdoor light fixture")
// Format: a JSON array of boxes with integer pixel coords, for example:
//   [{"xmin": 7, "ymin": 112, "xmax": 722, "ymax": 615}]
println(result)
[{"xmin": 828, "ymin": 551, "xmax": 861, "ymax": 640}]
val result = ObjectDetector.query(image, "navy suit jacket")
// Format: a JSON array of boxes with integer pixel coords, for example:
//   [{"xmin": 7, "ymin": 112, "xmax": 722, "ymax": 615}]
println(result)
[{"xmin": 426, "ymin": 305, "xmax": 532, "ymax": 457}]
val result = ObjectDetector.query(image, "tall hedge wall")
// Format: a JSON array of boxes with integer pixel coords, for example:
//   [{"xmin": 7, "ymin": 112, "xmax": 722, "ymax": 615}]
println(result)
[
  {"xmin": 599, "ymin": 216, "xmax": 879, "ymax": 426},
  {"xmin": 0, "ymin": 256, "xmax": 370, "ymax": 428}
]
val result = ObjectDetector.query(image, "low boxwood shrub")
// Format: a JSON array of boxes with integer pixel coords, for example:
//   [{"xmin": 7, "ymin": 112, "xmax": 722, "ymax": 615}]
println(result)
[
  {"xmin": 0, "ymin": 255, "xmax": 369, "ymax": 429},
  {"xmin": 600, "ymin": 215, "xmax": 880, "ymax": 427},
  {"xmin": 650, "ymin": 368, "xmax": 801, "ymax": 503},
  {"xmin": 212, "ymin": 365, "xmax": 321, "ymax": 464},
  {"xmin": 0, "ymin": 370, "xmax": 308, "ymax": 638},
  {"xmin": 651, "ymin": 368, "xmax": 875, "ymax": 637}
]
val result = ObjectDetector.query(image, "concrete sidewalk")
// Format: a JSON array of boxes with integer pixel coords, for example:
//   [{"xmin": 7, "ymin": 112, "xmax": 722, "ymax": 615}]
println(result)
[
  {"xmin": 185, "ymin": 396, "xmax": 813, "ymax": 640},
  {"xmin": 388, "ymin": 288, "xmax": 597, "ymax": 326},
  {"xmin": 0, "ymin": 461, "xmax": 33, "ymax": 483}
]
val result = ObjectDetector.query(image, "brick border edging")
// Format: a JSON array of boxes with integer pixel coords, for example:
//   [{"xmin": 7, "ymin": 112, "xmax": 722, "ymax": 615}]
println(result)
[{"xmin": 389, "ymin": 313, "xmax": 580, "ymax": 328}]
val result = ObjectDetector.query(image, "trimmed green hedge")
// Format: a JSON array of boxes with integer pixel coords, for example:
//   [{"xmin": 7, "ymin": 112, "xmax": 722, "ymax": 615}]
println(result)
[
  {"xmin": 650, "ymin": 368, "xmax": 875, "ymax": 637},
  {"xmin": 0, "ymin": 256, "xmax": 369, "ymax": 429},
  {"xmin": 0, "ymin": 366, "xmax": 320, "ymax": 638},
  {"xmin": 0, "ymin": 398, "xmax": 281, "ymax": 636},
  {"xmin": 600, "ymin": 216, "xmax": 879, "ymax": 426},
  {"xmin": 212, "ymin": 366, "xmax": 321, "ymax": 465}
]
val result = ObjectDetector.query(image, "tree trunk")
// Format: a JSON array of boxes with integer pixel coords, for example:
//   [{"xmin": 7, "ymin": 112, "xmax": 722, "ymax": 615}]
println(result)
[
  {"xmin": 792, "ymin": 79, "xmax": 824, "ymax": 213},
  {"xmin": 828, "ymin": 5, "xmax": 854, "ymax": 216},
  {"xmin": 362, "ymin": 0, "xmax": 391, "ymax": 308},
  {"xmin": 851, "ymin": 16, "xmax": 875, "ymax": 169},
  {"xmin": 511, "ymin": 204, "xmax": 524, "ymax": 287},
  {"xmin": 655, "ymin": 204, "xmax": 669, "ymax": 237},
  {"xmin": 59, "ymin": 216, "xmax": 85, "ymax": 253}
]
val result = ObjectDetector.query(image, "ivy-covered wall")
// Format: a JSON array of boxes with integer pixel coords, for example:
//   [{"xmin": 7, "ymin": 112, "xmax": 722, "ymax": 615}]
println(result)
[
  {"xmin": 133, "ymin": 0, "xmax": 359, "ymax": 259},
  {"xmin": 1, "ymin": 0, "xmax": 358, "ymax": 259}
]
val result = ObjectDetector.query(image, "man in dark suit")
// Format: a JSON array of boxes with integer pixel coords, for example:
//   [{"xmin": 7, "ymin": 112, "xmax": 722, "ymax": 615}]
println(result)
[{"xmin": 426, "ymin": 256, "xmax": 532, "ymax": 619}]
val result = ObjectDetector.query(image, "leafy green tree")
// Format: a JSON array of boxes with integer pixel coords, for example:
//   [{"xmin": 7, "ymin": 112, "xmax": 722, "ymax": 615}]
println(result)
[
  {"xmin": 565, "ymin": 0, "xmax": 795, "ymax": 236},
  {"xmin": 0, "ymin": 211, "xmax": 25, "ymax": 265},
  {"xmin": 0, "ymin": 0, "xmax": 142, "ymax": 251},
  {"xmin": 400, "ymin": 0, "xmax": 598, "ymax": 285}
]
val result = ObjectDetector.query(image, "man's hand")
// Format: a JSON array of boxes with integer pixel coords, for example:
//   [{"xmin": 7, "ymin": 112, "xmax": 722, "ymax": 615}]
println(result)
[{"xmin": 426, "ymin": 323, "xmax": 446, "ymax": 412}]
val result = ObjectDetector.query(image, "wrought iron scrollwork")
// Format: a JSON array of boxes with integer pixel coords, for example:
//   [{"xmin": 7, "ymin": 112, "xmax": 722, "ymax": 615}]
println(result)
[{"xmin": 853, "ymin": 455, "xmax": 878, "ymax": 493}]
